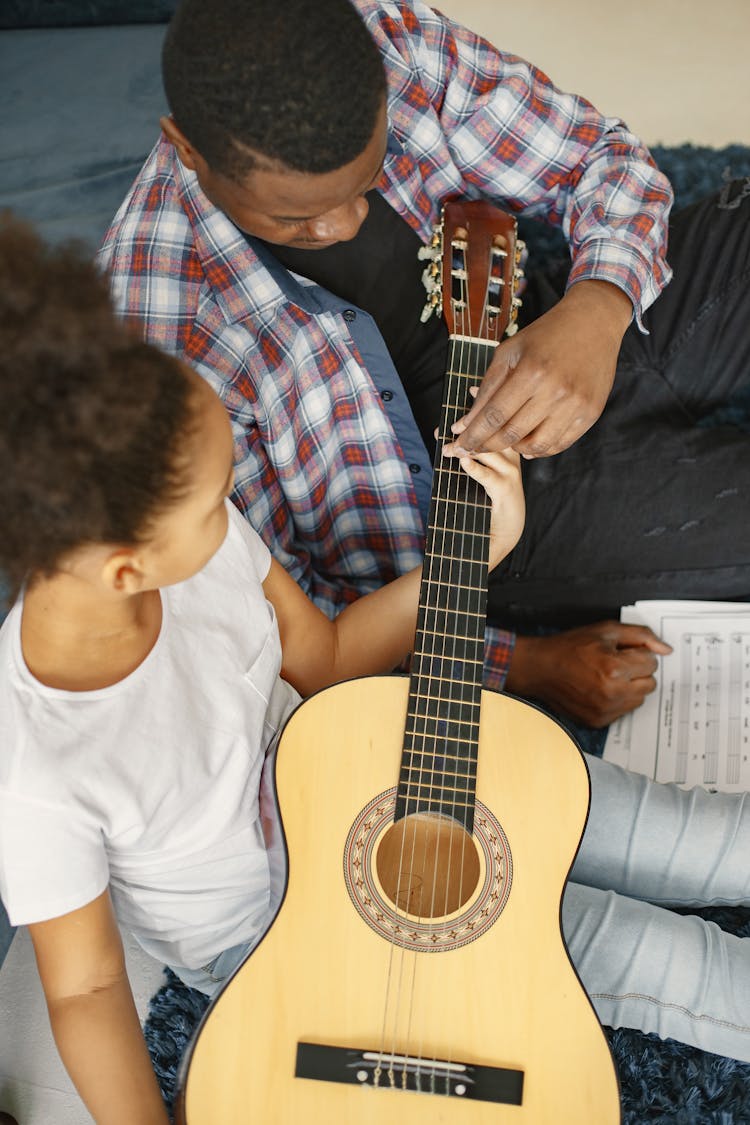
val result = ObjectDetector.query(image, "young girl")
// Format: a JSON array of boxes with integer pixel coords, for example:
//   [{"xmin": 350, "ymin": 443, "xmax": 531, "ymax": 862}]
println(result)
[{"xmin": 0, "ymin": 218, "xmax": 523, "ymax": 1123}]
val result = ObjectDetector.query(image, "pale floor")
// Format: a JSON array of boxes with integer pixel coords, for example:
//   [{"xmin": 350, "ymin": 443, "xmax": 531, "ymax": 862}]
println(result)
[{"xmin": 0, "ymin": 927, "xmax": 165, "ymax": 1124}]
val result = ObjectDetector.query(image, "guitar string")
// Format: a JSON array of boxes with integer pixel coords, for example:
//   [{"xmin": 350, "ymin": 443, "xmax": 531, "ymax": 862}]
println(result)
[
  {"xmin": 376, "ymin": 219, "xmax": 507, "ymax": 1095},
  {"xmin": 434, "ymin": 257, "xmax": 480, "ymax": 1093},
  {"xmin": 376, "ymin": 224, "xmax": 450, "ymax": 1088},
  {"xmin": 392, "ymin": 226, "xmax": 466, "ymax": 1094},
  {"xmin": 428, "ymin": 239, "xmax": 502, "ymax": 1092},
  {"xmin": 403, "ymin": 229, "xmax": 500, "ymax": 1095},
  {"xmin": 432, "ymin": 280, "xmax": 471, "ymax": 1093},
  {"xmin": 422, "ymin": 314, "xmax": 468, "ymax": 1094},
  {"xmin": 427, "ymin": 234, "xmax": 476, "ymax": 1090}
]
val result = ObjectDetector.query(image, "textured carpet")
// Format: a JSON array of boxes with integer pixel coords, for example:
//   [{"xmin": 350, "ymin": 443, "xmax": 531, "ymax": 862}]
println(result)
[{"xmin": 144, "ymin": 145, "xmax": 750, "ymax": 1123}]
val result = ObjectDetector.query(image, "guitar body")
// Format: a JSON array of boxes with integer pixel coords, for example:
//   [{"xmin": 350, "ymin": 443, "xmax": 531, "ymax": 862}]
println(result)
[{"xmin": 177, "ymin": 676, "xmax": 621, "ymax": 1123}]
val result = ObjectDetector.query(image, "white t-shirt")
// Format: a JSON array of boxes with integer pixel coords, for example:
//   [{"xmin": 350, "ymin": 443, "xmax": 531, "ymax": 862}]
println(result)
[{"xmin": 0, "ymin": 501, "xmax": 300, "ymax": 970}]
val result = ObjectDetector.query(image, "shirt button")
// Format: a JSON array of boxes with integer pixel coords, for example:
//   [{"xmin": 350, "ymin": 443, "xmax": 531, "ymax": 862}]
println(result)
[
  {"xmin": 343, "ymin": 308, "xmax": 357, "ymax": 322},
  {"xmin": 409, "ymin": 463, "xmax": 421, "ymax": 474},
  {"xmin": 381, "ymin": 390, "xmax": 394, "ymax": 402}
]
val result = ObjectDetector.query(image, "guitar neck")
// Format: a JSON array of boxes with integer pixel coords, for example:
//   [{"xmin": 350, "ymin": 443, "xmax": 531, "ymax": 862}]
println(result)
[{"xmin": 395, "ymin": 337, "xmax": 498, "ymax": 833}]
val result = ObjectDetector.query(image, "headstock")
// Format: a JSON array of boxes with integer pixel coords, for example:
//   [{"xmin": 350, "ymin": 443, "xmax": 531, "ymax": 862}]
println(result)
[{"xmin": 419, "ymin": 200, "xmax": 524, "ymax": 341}]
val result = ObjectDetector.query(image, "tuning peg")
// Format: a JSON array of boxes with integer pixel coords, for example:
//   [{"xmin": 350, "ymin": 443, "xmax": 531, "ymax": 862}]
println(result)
[{"xmin": 420, "ymin": 292, "xmax": 442, "ymax": 322}]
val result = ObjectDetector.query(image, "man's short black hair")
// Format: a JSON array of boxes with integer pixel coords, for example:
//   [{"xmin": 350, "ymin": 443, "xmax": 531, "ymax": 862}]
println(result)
[{"xmin": 162, "ymin": 0, "xmax": 387, "ymax": 179}]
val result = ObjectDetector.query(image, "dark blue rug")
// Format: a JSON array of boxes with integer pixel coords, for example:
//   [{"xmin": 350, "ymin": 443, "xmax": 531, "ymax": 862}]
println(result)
[{"xmin": 144, "ymin": 145, "xmax": 750, "ymax": 1123}]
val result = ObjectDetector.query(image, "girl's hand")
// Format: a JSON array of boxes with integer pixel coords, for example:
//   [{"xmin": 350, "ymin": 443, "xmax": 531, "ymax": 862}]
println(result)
[{"xmin": 456, "ymin": 447, "xmax": 525, "ymax": 571}]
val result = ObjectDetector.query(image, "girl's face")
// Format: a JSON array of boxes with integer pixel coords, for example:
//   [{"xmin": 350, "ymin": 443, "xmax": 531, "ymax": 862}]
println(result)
[{"xmin": 140, "ymin": 375, "xmax": 235, "ymax": 588}]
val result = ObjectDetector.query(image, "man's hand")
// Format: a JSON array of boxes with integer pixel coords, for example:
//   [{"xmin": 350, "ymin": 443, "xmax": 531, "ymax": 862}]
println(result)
[
  {"xmin": 506, "ymin": 622, "xmax": 673, "ymax": 728},
  {"xmin": 444, "ymin": 280, "xmax": 633, "ymax": 458}
]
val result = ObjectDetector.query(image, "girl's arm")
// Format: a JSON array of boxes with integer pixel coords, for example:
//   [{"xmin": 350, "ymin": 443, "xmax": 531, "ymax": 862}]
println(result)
[
  {"xmin": 267, "ymin": 449, "xmax": 524, "ymax": 697},
  {"xmin": 28, "ymin": 890, "xmax": 169, "ymax": 1125}
]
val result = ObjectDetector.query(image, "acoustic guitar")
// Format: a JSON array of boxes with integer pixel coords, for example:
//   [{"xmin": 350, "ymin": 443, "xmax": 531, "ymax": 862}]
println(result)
[{"xmin": 175, "ymin": 201, "xmax": 622, "ymax": 1123}]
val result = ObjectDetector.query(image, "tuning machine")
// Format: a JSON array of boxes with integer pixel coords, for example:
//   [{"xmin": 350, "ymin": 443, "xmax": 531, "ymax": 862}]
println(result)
[{"xmin": 418, "ymin": 228, "xmax": 443, "ymax": 322}]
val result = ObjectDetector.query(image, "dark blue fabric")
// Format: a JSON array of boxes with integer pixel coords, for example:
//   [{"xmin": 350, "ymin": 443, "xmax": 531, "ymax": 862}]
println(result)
[
  {"xmin": 0, "ymin": 24, "xmax": 166, "ymax": 247},
  {"xmin": 0, "ymin": 899, "xmax": 13, "ymax": 969},
  {"xmin": 0, "ymin": 1, "xmax": 177, "ymax": 29}
]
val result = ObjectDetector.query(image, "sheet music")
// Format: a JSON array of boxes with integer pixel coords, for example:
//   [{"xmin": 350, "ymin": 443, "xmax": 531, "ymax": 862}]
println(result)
[{"xmin": 603, "ymin": 600, "xmax": 750, "ymax": 791}]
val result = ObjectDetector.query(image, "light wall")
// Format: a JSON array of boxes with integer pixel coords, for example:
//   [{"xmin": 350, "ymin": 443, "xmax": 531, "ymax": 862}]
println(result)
[{"xmin": 437, "ymin": 0, "xmax": 749, "ymax": 147}]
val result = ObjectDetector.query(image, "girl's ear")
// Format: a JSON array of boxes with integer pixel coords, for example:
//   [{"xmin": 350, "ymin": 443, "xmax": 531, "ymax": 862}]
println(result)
[{"xmin": 100, "ymin": 549, "xmax": 148, "ymax": 596}]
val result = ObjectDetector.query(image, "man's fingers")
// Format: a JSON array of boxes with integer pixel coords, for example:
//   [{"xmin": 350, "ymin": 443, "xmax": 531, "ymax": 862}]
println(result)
[
  {"xmin": 514, "ymin": 411, "xmax": 597, "ymax": 459},
  {"xmin": 613, "ymin": 624, "xmax": 673, "ymax": 654},
  {"xmin": 614, "ymin": 646, "xmax": 660, "ymax": 679}
]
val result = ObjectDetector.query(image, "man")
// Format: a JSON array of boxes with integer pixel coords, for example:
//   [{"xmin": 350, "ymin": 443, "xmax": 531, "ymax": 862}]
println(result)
[{"xmin": 100, "ymin": 0, "xmax": 750, "ymax": 730}]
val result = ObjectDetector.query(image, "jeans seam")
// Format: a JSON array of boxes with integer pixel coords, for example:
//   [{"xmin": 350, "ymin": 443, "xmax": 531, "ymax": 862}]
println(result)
[
  {"xmin": 660, "ymin": 264, "xmax": 750, "ymax": 369},
  {"xmin": 590, "ymin": 991, "xmax": 750, "ymax": 1033}
]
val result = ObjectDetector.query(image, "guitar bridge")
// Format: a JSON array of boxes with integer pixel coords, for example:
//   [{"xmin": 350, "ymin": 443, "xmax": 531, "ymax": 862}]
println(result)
[{"xmin": 295, "ymin": 1042, "xmax": 524, "ymax": 1105}]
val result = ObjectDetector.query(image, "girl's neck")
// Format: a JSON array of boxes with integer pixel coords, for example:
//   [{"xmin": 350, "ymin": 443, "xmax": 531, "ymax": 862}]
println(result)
[{"xmin": 20, "ymin": 577, "xmax": 163, "ymax": 692}]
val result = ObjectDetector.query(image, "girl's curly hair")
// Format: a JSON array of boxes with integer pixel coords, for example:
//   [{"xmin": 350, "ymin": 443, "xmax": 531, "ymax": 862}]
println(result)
[{"xmin": 0, "ymin": 214, "xmax": 196, "ymax": 600}]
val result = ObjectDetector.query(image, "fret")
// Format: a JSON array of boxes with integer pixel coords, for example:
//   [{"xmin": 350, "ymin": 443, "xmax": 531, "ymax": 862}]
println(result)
[
  {"xmin": 400, "ymin": 794, "xmax": 473, "ymax": 811},
  {"xmin": 407, "ymin": 677, "xmax": 483, "ymax": 696},
  {"xmin": 411, "ymin": 649, "xmax": 483, "ymax": 664},
  {"xmin": 404, "ymin": 703, "xmax": 481, "ymax": 725},
  {"xmin": 446, "ymin": 335, "xmax": 499, "ymax": 351},
  {"xmin": 420, "ymin": 558, "xmax": 490, "ymax": 576},
  {"xmin": 403, "ymin": 730, "xmax": 479, "ymax": 750},
  {"xmin": 413, "ymin": 628, "xmax": 487, "ymax": 645},
  {"xmin": 402, "ymin": 750, "xmax": 478, "ymax": 768},
  {"xmin": 416, "ymin": 612, "xmax": 488, "ymax": 630},
  {"xmin": 400, "ymin": 762, "xmax": 476, "ymax": 780},
  {"xmin": 398, "ymin": 208, "xmax": 517, "ymax": 837},
  {"xmin": 412, "ymin": 634, "xmax": 483, "ymax": 651},
  {"xmin": 411, "ymin": 658, "xmax": 484, "ymax": 676},
  {"xmin": 426, "ymin": 494, "xmax": 490, "ymax": 512},
  {"xmin": 420, "ymin": 585, "xmax": 490, "ymax": 603},
  {"xmin": 403, "ymin": 741, "xmax": 478, "ymax": 761},
  {"xmin": 398, "ymin": 778, "xmax": 474, "ymax": 796},
  {"xmin": 403, "ymin": 753, "xmax": 478, "ymax": 771},
  {"xmin": 407, "ymin": 675, "xmax": 483, "ymax": 693},
  {"xmin": 401, "ymin": 789, "xmax": 474, "ymax": 806},
  {"xmin": 407, "ymin": 706, "xmax": 479, "ymax": 733}
]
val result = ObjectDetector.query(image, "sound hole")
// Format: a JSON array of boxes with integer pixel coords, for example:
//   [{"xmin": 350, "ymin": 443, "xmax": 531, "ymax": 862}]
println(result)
[{"xmin": 375, "ymin": 812, "xmax": 481, "ymax": 918}]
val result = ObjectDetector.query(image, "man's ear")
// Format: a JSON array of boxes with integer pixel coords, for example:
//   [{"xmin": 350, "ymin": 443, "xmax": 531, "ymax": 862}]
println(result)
[
  {"xmin": 160, "ymin": 115, "xmax": 200, "ymax": 172},
  {"xmin": 100, "ymin": 549, "xmax": 149, "ymax": 597}
]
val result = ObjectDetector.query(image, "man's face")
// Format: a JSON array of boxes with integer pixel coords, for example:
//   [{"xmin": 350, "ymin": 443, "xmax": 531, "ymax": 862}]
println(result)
[{"xmin": 161, "ymin": 105, "xmax": 388, "ymax": 249}]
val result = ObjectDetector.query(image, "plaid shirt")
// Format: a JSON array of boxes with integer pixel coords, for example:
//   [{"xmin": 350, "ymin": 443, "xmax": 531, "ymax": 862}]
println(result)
[{"xmin": 99, "ymin": 0, "xmax": 673, "ymax": 690}]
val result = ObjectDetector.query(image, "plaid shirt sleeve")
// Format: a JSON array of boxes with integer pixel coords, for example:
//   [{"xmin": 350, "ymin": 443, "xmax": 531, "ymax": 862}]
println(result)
[
  {"xmin": 366, "ymin": 0, "xmax": 673, "ymax": 323},
  {"xmin": 483, "ymin": 624, "xmax": 515, "ymax": 693}
]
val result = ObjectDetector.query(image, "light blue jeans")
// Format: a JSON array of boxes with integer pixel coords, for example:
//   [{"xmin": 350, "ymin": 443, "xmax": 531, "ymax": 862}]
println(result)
[
  {"xmin": 172, "ymin": 754, "xmax": 750, "ymax": 1063},
  {"xmin": 566, "ymin": 753, "xmax": 750, "ymax": 1062},
  {"xmin": 171, "ymin": 939, "xmax": 253, "ymax": 996}
]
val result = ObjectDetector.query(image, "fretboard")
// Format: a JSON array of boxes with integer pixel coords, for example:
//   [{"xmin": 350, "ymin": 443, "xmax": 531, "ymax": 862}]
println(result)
[{"xmin": 395, "ymin": 337, "xmax": 497, "ymax": 833}]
